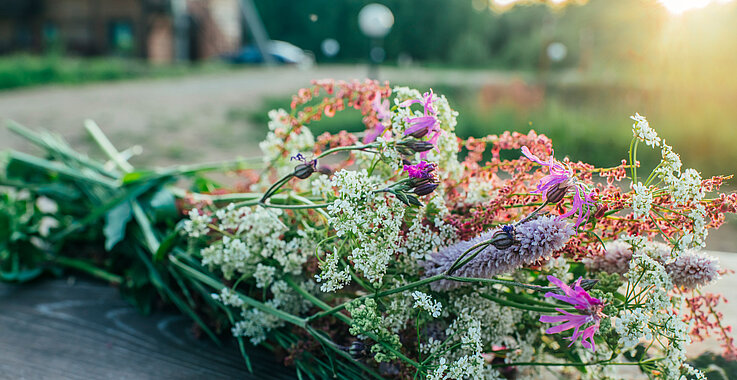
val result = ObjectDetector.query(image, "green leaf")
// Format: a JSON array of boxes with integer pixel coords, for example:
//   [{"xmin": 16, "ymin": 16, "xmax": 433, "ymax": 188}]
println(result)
[
  {"xmin": 406, "ymin": 194, "xmax": 423, "ymax": 207},
  {"xmin": 154, "ymin": 226, "xmax": 180, "ymax": 262},
  {"xmin": 121, "ymin": 170, "xmax": 156, "ymax": 184},
  {"xmin": 0, "ymin": 210, "xmax": 11, "ymax": 243},
  {"xmin": 103, "ymin": 201, "xmax": 132, "ymax": 251},
  {"xmin": 192, "ymin": 176, "xmax": 222, "ymax": 192},
  {"xmin": 144, "ymin": 187, "xmax": 177, "ymax": 223}
]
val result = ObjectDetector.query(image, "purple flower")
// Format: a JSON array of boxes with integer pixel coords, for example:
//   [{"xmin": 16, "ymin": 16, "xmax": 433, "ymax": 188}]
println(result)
[
  {"xmin": 521, "ymin": 146, "xmax": 596, "ymax": 227},
  {"xmin": 422, "ymin": 216, "xmax": 574, "ymax": 291},
  {"xmin": 364, "ymin": 92, "xmax": 392, "ymax": 143},
  {"xmin": 539, "ymin": 275, "xmax": 605, "ymax": 352},
  {"xmin": 400, "ymin": 90, "xmax": 441, "ymax": 157},
  {"xmin": 403, "ymin": 161, "xmax": 436, "ymax": 180}
]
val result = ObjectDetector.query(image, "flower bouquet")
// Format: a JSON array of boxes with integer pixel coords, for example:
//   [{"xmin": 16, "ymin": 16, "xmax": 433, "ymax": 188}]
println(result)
[{"xmin": 2, "ymin": 79, "xmax": 737, "ymax": 379}]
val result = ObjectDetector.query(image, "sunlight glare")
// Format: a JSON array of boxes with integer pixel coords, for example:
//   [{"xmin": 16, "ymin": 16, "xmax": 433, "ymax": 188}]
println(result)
[{"xmin": 658, "ymin": 0, "xmax": 734, "ymax": 14}]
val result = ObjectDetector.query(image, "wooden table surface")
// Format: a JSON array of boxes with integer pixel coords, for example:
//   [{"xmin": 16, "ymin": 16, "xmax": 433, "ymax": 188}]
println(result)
[{"xmin": 0, "ymin": 277, "xmax": 296, "ymax": 379}]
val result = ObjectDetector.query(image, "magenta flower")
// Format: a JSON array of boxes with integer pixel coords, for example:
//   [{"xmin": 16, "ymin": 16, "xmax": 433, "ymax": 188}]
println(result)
[
  {"xmin": 403, "ymin": 161, "xmax": 436, "ymax": 180},
  {"xmin": 521, "ymin": 146, "xmax": 596, "ymax": 227},
  {"xmin": 400, "ymin": 90, "xmax": 441, "ymax": 157},
  {"xmin": 539, "ymin": 275, "xmax": 605, "ymax": 351},
  {"xmin": 364, "ymin": 92, "xmax": 392, "ymax": 143}
]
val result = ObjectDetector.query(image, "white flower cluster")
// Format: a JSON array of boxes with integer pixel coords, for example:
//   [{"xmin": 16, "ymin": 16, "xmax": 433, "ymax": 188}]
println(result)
[
  {"xmin": 411, "ymin": 291, "xmax": 443, "ymax": 318},
  {"xmin": 396, "ymin": 196, "xmax": 456, "ymax": 264},
  {"xmin": 214, "ymin": 281, "xmax": 314, "ymax": 345},
  {"xmin": 615, "ymin": 308, "xmax": 652, "ymax": 347},
  {"xmin": 629, "ymin": 116, "xmax": 708, "ymax": 251},
  {"xmin": 631, "ymin": 113, "xmax": 661, "ymax": 147},
  {"xmin": 654, "ymin": 142, "xmax": 682, "ymax": 187},
  {"xmin": 631, "ymin": 182, "xmax": 652, "ymax": 219},
  {"xmin": 309, "ymin": 174, "xmax": 333, "ymax": 198},
  {"xmin": 615, "ymin": 251, "xmax": 675, "ymax": 348},
  {"xmin": 464, "ymin": 176, "xmax": 498, "ymax": 204},
  {"xmin": 629, "ymin": 253, "xmax": 673, "ymax": 311},
  {"xmin": 198, "ymin": 206, "xmax": 314, "ymax": 280},
  {"xmin": 183, "ymin": 208, "xmax": 210, "ymax": 238},
  {"xmin": 325, "ymin": 169, "xmax": 405, "ymax": 286},
  {"xmin": 259, "ymin": 109, "xmax": 315, "ymax": 163},
  {"xmin": 314, "ymin": 248, "xmax": 351, "ymax": 292}
]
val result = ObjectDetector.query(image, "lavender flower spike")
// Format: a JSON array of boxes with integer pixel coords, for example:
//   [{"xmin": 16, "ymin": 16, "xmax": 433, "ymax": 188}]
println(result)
[
  {"xmin": 539, "ymin": 275, "xmax": 605, "ymax": 352},
  {"xmin": 521, "ymin": 146, "xmax": 596, "ymax": 227},
  {"xmin": 422, "ymin": 215, "xmax": 575, "ymax": 291},
  {"xmin": 666, "ymin": 251, "xmax": 720, "ymax": 289}
]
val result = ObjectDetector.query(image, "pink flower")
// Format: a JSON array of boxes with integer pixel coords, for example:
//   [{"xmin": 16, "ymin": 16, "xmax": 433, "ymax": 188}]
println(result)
[
  {"xmin": 539, "ymin": 275, "xmax": 605, "ymax": 352},
  {"xmin": 403, "ymin": 161, "xmax": 436, "ymax": 180},
  {"xmin": 521, "ymin": 146, "xmax": 596, "ymax": 227},
  {"xmin": 400, "ymin": 90, "xmax": 441, "ymax": 158}
]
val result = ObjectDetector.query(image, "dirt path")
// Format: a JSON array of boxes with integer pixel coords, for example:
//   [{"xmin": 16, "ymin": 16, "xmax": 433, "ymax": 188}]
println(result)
[{"xmin": 0, "ymin": 65, "xmax": 514, "ymax": 165}]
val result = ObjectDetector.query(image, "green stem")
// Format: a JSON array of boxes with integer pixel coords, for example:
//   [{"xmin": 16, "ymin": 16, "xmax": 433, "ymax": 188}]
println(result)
[
  {"xmin": 170, "ymin": 255, "xmax": 307, "ymax": 327},
  {"xmin": 479, "ymin": 293, "xmax": 559, "ymax": 313},
  {"xmin": 285, "ymin": 277, "xmax": 422, "ymax": 370},
  {"xmin": 308, "ymin": 274, "xmax": 446, "ymax": 321},
  {"xmin": 446, "ymin": 240, "xmax": 492, "ymax": 275},
  {"xmin": 628, "ymin": 137, "xmax": 636, "ymax": 183},
  {"xmin": 52, "ymin": 256, "xmax": 123, "ymax": 284},
  {"xmin": 491, "ymin": 358, "xmax": 663, "ymax": 368},
  {"xmin": 633, "ymin": 139, "xmax": 639, "ymax": 183},
  {"xmin": 316, "ymin": 144, "xmax": 376, "ymax": 159},
  {"xmin": 260, "ymin": 174, "xmax": 294, "ymax": 204}
]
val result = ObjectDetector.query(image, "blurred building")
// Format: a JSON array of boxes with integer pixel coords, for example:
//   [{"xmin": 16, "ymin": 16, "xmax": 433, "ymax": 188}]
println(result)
[{"xmin": 0, "ymin": 0, "xmax": 241, "ymax": 63}]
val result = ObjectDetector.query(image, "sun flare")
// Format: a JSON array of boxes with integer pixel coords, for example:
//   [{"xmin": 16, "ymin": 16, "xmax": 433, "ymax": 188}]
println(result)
[{"xmin": 658, "ymin": 0, "xmax": 734, "ymax": 14}]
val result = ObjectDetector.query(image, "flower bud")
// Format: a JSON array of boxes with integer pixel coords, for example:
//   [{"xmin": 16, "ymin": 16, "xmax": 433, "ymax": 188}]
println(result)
[
  {"xmin": 490, "ymin": 228, "xmax": 517, "ymax": 250},
  {"xmin": 408, "ymin": 177, "xmax": 432, "ymax": 188},
  {"xmin": 594, "ymin": 204, "xmax": 608, "ymax": 219},
  {"xmin": 408, "ymin": 127, "xmax": 429, "ymax": 139},
  {"xmin": 400, "ymin": 140, "xmax": 434, "ymax": 153},
  {"xmin": 348, "ymin": 341, "xmax": 367, "ymax": 359},
  {"xmin": 579, "ymin": 279, "xmax": 598, "ymax": 290},
  {"xmin": 544, "ymin": 182, "xmax": 570, "ymax": 204},
  {"xmin": 293, "ymin": 159, "xmax": 317, "ymax": 179},
  {"xmin": 414, "ymin": 182, "xmax": 438, "ymax": 196}
]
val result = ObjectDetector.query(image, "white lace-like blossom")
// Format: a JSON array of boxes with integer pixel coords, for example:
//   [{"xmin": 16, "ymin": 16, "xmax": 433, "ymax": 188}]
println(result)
[
  {"xmin": 628, "ymin": 253, "xmax": 673, "ymax": 311},
  {"xmin": 615, "ymin": 308, "xmax": 652, "ymax": 347},
  {"xmin": 325, "ymin": 169, "xmax": 404, "ymax": 286},
  {"xmin": 654, "ymin": 142, "xmax": 682, "ymax": 186},
  {"xmin": 183, "ymin": 208, "xmax": 210, "ymax": 238},
  {"xmin": 673, "ymin": 168, "xmax": 704, "ymax": 205},
  {"xmin": 259, "ymin": 109, "xmax": 315, "ymax": 163},
  {"xmin": 253, "ymin": 264, "xmax": 276, "ymax": 288},
  {"xmin": 631, "ymin": 182, "xmax": 653, "ymax": 219},
  {"xmin": 680, "ymin": 203, "xmax": 708, "ymax": 249},
  {"xmin": 411, "ymin": 291, "xmax": 443, "ymax": 318},
  {"xmin": 309, "ymin": 175, "xmax": 333, "ymax": 197},
  {"xmin": 314, "ymin": 250, "xmax": 351, "ymax": 292},
  {"xmin": 427, "ymin": 357, "xmax": 449, "ymax": 380},
  {"xmin": 200, "ymin": 207, "xmax": 314, "ymax": 280},
  {"xmin": 464, "ymin": 176, "xmax": 498, "ymax": 204},
  {"xmin": 631, "ymin": 113, "xmax": 660, "ymax": 147}
]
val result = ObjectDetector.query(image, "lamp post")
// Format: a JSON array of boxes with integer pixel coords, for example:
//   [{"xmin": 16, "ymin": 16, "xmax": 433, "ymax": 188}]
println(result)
[{"xmin": 358, "ymin": 4, "xmax": 394, "ymax": 80}]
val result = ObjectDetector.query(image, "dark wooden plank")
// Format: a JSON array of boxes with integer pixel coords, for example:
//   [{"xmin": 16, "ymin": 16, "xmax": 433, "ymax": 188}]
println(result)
[{"xmin": 0, "ymin": 277, "xmax": 296, "ymax": 379}]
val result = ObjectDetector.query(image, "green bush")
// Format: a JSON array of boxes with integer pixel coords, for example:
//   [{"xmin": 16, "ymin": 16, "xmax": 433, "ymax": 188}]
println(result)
[{"xmin": 0, "ymin": 54, "xmax": 227, "ymax": 90}]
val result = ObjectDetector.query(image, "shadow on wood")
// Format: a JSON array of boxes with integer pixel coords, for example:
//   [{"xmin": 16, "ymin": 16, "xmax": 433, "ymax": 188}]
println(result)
[{"xmin": 0, "ymin": 277, "xmax": 295, "ymax": 379}]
